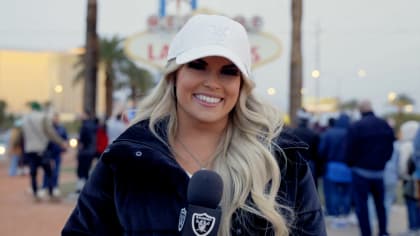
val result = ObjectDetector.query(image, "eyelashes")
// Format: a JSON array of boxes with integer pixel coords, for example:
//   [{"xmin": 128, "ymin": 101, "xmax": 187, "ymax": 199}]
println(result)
[
  {"xmin": 186, "ymin": 61, "xmax": 240, "ymax": 76},
  {"xmin": 221, "ymin": 68, "xmax": 239, "ymax": 76},
  {"xmin": 187, "ymin": 61, "xmax": 206, "ymax": 70}
]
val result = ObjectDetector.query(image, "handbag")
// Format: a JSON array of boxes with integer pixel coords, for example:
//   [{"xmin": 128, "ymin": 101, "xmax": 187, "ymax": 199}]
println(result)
[
  {"xmin": 41, "ymin": 148, "xmax": 53, "ymax": 165},
  {"xmin": 325, "ymin": 161, "xmax": 352, "ymax": 183},
  {"xmin": 402, "ymin": 155, "xmax": 419, "ymax": 199},
  {"xmin": 403, "ymin": 178, "xmax": 420, "ymax": 199}
]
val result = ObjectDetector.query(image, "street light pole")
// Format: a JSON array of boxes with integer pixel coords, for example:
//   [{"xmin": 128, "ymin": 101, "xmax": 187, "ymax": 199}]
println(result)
[{"xmin": 313, "ymin": 21, "xmax": 321, "ymax": 114}]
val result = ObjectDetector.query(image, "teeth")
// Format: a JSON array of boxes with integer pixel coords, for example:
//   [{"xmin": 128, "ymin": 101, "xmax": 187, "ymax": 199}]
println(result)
[{"xmin": 195, "ymin": 94, "xmax": 221, "ymax": 104}]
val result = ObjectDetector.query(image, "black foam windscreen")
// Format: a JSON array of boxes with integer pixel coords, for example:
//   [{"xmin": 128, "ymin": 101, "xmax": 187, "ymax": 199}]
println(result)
[{"xmin": 187, "ymin": 169, "xmax": 223, "ymax": 209}]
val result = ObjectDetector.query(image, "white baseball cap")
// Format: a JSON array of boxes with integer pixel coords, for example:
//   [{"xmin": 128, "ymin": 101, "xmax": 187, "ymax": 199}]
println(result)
[{"xmin": 167, "ymin": 14, "xmax": 252, "ymax": 80}]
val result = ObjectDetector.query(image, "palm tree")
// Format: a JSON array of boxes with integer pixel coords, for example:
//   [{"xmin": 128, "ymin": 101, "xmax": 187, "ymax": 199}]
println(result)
[
  {"xmin": 289, "ymin": 0, "xmax": 303, "ymax": 127},
  {"xmin": 339, "ymin": 99, "xmax": 358, "ymax": 111},
  {"xmin": 390, "ymin": 93, "xmax": 415, "ymax": 114},
  {"xmin": 74, "ymin": 36, "xmax": 127, "ymax": 118},
  {"xmin": 0, "ymin": 100, "xmax": 7, "ymax": 125},
  {"xmin": 99, "ymin": 36, "xmax": 127, "ymax": 118},
  {"xmin": 119, "ymin": 61, "xmax": 155, "ymax": 107},
  {"xmin": 83, "ymin": 0, "xmax": 99, "ymax": 116}
]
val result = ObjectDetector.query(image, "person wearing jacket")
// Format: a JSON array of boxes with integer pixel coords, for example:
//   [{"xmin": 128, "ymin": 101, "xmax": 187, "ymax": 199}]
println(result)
[
  {"xmin": 345, "ymin": 100, "xmax": 395, "ymax": 236},
  {"xmin": 62, "ymin": 14, "xmax": 326, "ymax": 236},
  {"xmin": 74, "ymin": 110, "xmax": 98, "ymax": 194},
  {"xmin": 290, "ymin": 108, "xmax": 321, "ymax": 188},
  {"xmin": 318, "ymin": 113, "xmax": 352, "ymax": 225},
  {"xmin": 413, "ymin": 122, "xmax": 420, "ymax": 196},
  {"xmin": 21, "ymin": 102, "xmax": 68, "ymax": 201},
  {"xmin": 397, "ymin": 121, "xmax": 420, "ymax": 234},
  {"xmin": 40, "ymin": 112, "xmax": 68, "ymax": 197}
]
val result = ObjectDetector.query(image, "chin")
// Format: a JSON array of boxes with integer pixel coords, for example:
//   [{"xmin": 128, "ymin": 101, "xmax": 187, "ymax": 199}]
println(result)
[{"xmin": 194, "ymin": 114, "xmax": 228, "ymax": 124}]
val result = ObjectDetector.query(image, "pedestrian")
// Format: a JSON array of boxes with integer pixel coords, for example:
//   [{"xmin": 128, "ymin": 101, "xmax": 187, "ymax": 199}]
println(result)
[
  {"xmin": 39, "ymin": 112, "xmax": 68, "ymax": 197},
  {"xmin": 106, "ymin": 112, "xmax": 127, "ymax": 144},
  {"xmin": 345, "ymin": 100, "xmax": 395, "ymax": 236},
  {"xmin": 63, "ymin": 14, "xmax": 326, "ymax": 235},
  {"xmin": 290, "ymin": 108, "xmax": 321, "ymax": 188},
  {"xmin": 74, "ymin": 110, "xmax": 97, "ymax": 194},
  {"xmin": 7, "ymin": 119, "xmax": 24, "ymax": 176},
  {"xmin": 21, "ymin": 102, "xmax": 68, "ymax": 201},
  {"xmin": 413, "ymin": 121, "xmax": 420, "ymax": 199},
  {"xmin": 398, "ymin": 121, "xmax": 420, "ymax": 234},
  {"xmin": 95, "ymin": 117, "xmax": 108, "ymax": 157},
  {"xmin": 318, "ymin": 113, "xmax": 352, "ymax": 227}
]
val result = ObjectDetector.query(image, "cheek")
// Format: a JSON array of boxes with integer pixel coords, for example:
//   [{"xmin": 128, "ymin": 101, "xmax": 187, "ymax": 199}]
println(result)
[
  {"xmin": 175, "ymin": 75, "xmax": 196, "ymax": 102},
  {"xmin": 227, "ymin": 80, "xmax": 242, "ymax": 100}
]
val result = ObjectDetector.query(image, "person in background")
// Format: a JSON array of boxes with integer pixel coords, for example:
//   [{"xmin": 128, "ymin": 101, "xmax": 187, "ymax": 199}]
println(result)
[
  {"xmin": 39, "ymin": 112, "xmax": 68, "ymax": 197},
  {"xmin": 345, "ymin": 100, "xmax": 395, "ymax": 236},
  {"xmin": 74, "ymin": 110, "xmax": 97, "ymax": 194},
  {"xmin": 381, "ymin": 125, "xmax": 401, "ymax": 224},
  {"xmin": 63, "ymin": 14, "xmax": 326, "ymax": 235},
  {"xmin": 106, "ymin": 112, "xmax": 127, "ymax": 144},
  {"xmin": 290, "ymin": 108, "xmax": 321, "ymax": 188},
  {"xmin": 7, "ymin": 119, "xmax": 25, "ymax": 176},
  {"xmin": 95, "ymin": 117, "xmax": 108, "ymax": 157},
  {"xmin": 397, "ymin": 121, "xmax": 420, "ymax": 235},
  {"xmin": 318, "ymin": 113, "xmax": 352, "ymax": 228},
  {"xmin": 21, "ymin": 102, "xmax": 68, "ymax": 201},
  {"xmin": 413, "ymin": 122, "xmax": 420, "ymax": 202}
]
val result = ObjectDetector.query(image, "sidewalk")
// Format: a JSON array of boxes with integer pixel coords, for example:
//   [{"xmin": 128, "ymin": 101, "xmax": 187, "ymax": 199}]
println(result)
[
  {"xmin": 0, "ymin": 150, "xmax": 77, "ymax": 236},
  {"xmin": 325, "ymin": 206, "xmax": 409, "ymax": 236},
  {"xmin": 0, "ymin": 150, "xmax": 411, "ymax": 235}
]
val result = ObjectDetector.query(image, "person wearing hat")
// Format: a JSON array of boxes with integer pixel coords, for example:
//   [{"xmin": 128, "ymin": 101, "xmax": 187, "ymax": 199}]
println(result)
[
  {"xmin": 21, "ymin": 102, "xmax": 68, "ymax": 201},
  {"xmin": 63, "ymin": 14, "xmax": 326, "ymax": 235}
]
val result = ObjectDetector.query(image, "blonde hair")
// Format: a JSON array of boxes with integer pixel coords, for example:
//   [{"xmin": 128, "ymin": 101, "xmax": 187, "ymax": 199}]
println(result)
[{"xmin": 132, "ymin": 61, "xmax": 291, "ymax": 235}]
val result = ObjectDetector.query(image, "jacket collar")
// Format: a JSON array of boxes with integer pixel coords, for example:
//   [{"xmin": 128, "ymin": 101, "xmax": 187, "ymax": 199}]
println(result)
[
  {"xmin": 277, "ymin": 127, "xmax": 309, "ymax": 150},
  {"xmin": 118, "ymin": 119, "xmax": 308, "ymax": 151}
]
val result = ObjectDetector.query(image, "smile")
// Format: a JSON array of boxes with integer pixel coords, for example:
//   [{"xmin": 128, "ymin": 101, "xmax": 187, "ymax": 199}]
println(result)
[{"xmin": 194, "ymin": 94, "xmax": 222, "ymax": 104}]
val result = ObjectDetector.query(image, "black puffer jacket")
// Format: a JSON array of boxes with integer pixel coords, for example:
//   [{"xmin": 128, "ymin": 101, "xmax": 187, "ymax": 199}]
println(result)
[{"xmin": 62, "ymin": 120, "xmax": 326, "ymax": 235}]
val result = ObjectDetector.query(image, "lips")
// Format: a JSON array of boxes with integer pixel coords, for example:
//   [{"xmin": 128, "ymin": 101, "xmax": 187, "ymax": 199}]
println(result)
[{"xmin": 194, "ymin": 94, "xmax": 222, "ymax": 104}]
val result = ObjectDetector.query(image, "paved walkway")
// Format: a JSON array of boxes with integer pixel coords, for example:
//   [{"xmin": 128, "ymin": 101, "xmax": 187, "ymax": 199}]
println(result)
[{"xmin": 0, "ymin": 149, "xmax": 412, "ymax": 235}]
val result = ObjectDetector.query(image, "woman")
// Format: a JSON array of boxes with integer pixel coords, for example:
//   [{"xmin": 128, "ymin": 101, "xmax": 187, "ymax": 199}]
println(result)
[
  {"xmin": 62, "ymin": 14, "xmax": 325, "ymax": 235},
  {"xmin": 397, "ymin": 121, "xmax": 420, "ymax": 234},
  {"xmin": 7, "ymin": 121, "xmax": 24, "ymax": 176}
]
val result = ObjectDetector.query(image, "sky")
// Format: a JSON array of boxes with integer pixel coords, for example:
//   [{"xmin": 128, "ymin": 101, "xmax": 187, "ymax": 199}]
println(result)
[{"xmin": 1, "ymin": 0, "xmax": 420, "ymax": 116}]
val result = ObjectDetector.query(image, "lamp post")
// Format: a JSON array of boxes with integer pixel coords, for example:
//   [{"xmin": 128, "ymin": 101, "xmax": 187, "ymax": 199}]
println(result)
[
  {"xmin": 54, "ymin": 84, "xmax": 64, "ymax": 113},
  {"xmin": 312, "ymin": 69, "xmax": 320, "ymax": 113}
]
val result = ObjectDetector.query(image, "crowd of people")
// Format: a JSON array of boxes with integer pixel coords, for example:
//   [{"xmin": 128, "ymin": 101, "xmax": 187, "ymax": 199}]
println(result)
[
  {"xmin": 5, "ymin": 102, "xmax": 128, "ymax": 201},
  {"xmin": 290, "ymin": 101, "xmax": 420, "ymax": 236}
]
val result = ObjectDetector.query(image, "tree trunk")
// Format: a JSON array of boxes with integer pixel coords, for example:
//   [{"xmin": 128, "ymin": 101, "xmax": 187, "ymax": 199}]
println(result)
[
  {"xmin": 83, "ymin": 0, "xmax": 99, "ymax": 116},
  {"xmin": 105, "ymin": 64, "xmax": 113, "ymax": 119},
  {"xmin": 130, "ymin": 84, "xmax": 138, "ymax": 108},
  {"xmin": 289, "ymin": 0, "xmax": 303, "ymax": 127}
]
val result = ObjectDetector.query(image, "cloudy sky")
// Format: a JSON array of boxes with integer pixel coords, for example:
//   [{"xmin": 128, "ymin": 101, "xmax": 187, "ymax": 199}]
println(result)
[{"xmin": 1, "ymin": 0, "xmax": 419, "ymax": 115}]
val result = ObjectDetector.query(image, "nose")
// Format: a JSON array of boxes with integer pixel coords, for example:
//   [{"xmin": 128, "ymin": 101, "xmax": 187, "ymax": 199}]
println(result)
[{"xmin": 203, "ymin": 72, "xmax": 221, "ymax": 89}]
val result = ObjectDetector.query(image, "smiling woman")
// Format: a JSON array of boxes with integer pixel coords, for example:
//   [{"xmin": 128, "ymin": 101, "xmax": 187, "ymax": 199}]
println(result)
[
  {"xmin": 63, "ymin": 14, "xmax": 326, "ymax": 236},
  {"xmin": 175, "ymin": 57, "xmax": 241, "ymax": 127}
]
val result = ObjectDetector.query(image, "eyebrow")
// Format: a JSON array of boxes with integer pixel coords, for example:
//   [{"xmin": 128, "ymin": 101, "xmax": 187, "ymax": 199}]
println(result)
[
  {"xmin": 221, "ymin": 64, "xmax": 237, "ymax": 69},
  {"xmin": 193, "ymin": 59, "xmax": 207, "ymax": 65},
  {"xmin": 193, "ymin": 59, "xmax": 237, "ymax": 69}
]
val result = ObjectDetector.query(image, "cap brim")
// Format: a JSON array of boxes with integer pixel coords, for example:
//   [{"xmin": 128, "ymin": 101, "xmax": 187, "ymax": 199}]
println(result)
[{"xmin": 175, "ymin": 45, "xmax": 250, "ymax": 80}]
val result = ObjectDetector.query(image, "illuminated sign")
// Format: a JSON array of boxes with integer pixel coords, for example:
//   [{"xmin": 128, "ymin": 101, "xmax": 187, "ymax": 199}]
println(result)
[{"xmin": 124, "ymin": 4, "xmax": 282, "ymax": 70}]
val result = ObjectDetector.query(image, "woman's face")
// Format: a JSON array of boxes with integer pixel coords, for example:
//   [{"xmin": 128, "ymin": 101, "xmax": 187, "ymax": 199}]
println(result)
[{"xmin": 175, "ymin": 56, "xmax": 242, "ymax": 125}]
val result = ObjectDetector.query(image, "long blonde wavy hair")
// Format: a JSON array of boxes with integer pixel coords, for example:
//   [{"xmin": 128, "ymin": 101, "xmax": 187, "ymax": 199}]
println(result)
[{"xmin": 132, "ymin": 60, "xmax": 290, "ymax": 235}]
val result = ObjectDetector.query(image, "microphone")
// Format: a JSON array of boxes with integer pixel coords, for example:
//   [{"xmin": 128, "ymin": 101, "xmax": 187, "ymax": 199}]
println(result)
[{"xmin": 178, "ymin": 169, "xmax": 223, "ymax": 236}]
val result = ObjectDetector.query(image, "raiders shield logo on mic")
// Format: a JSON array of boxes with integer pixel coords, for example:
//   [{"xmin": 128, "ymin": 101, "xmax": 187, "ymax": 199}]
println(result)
[{"xmin": 192, "ymin": 213, "xmax": 216, "ymax": 236}]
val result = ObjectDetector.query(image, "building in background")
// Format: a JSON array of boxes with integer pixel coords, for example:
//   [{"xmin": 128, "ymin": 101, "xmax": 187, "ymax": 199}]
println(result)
[{"xmin": 0, "ymin": 49, "xmax": 106, "ymax": 120}]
